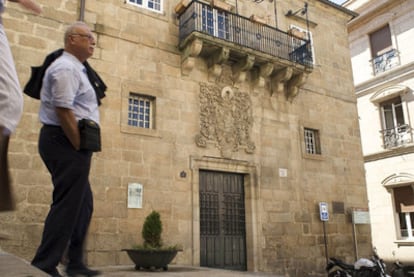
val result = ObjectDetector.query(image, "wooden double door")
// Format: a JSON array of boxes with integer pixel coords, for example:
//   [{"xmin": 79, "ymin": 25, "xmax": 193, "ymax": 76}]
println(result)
[{"xmin": 199, "ymin": 170, "xmax": 247, "ymax": 271}]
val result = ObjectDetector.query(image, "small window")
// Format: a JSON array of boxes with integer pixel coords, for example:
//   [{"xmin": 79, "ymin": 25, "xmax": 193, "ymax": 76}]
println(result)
[
  {"xmin": 393, "ymin": 186, "xmax": 414, "ymax": 239},
  {"xmin": 128, "ymin": 93, "xmax": 154, "ymax": 129},
  {"xmin": 127, "ymin": 0, "xmax": 163, "ymax": 13},
  {"xmin": 304, "ymin": 127, "xmax": 321, "ymax": 155}
]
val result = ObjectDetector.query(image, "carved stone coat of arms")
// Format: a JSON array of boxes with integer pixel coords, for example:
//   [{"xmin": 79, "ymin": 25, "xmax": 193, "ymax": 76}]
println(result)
[{"xmin": 195, "ymin": 83, "xmax": 255, "ymax": 158}]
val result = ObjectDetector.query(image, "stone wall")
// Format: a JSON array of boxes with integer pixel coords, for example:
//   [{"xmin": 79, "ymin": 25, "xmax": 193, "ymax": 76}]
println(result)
[{"xmin": 0, "ymin": 0, "xmax": 371, "ymax": 275}]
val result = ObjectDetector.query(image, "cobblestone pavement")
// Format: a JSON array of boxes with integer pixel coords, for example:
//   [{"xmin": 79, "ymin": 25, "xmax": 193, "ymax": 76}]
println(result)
[
  {"xmin": 99, "ymin": 265, "xmax": 281, "ymax": 277},
  {"xmin": 0, "ymin": 249, "xmax": 283, "ymax": 277}
]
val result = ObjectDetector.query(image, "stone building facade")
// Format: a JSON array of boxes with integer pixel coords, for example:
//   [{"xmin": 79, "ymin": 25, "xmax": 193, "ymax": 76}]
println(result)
[
  {"xmin": 345, "ymin": 0, "xmax": 414, "ymax": 264},
  {"xmin": 1, "ymin": 0, "xmax": 371, "ymax": 275}
]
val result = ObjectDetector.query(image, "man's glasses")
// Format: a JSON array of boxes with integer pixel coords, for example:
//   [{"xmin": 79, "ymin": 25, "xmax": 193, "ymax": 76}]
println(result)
[{"xmin": 70, "ymin": 33, "xmax": 94, "ymax": 40}]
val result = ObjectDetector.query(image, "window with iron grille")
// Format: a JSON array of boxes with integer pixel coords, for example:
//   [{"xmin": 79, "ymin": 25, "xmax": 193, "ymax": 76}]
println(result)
[
  {"xmin": 304, "ymin": 127, "xmax": 321, "ymax": 155},
  {"xmin": 127, "ymin": 0, "xmax": 162, "ymax": 13},
  {"xmin": 128, "ymin": 93, "xmax": 153, "ymax": 129},
  {"xmin": 369, "ymin": 24, "xmax": 399, "ymax": 74}
]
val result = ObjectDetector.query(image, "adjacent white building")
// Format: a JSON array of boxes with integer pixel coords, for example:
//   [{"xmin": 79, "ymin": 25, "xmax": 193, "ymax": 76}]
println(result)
[{"xmin": 345, "ymin": 0, "xmax": 414, "ymax": 263}]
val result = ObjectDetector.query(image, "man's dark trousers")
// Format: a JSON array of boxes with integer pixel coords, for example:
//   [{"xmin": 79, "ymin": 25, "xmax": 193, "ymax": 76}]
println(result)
[{"xmin": 32, "ymin": 125, "xmax": 94, "ymax": 272}]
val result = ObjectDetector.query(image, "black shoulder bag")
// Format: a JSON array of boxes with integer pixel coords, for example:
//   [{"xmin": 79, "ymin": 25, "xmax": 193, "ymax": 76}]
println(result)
[{"xmin": 78, "ymin": 119, "xmax": 101, "ymax": 152}]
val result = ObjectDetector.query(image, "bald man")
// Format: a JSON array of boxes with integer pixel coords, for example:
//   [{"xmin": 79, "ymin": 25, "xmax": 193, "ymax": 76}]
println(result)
[{"xmin": 31, "ymin": 22, "xmax": 101, "ymax": 277}]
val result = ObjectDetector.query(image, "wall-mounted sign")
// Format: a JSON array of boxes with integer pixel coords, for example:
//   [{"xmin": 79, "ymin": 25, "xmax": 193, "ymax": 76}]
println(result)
[
  {"xmin": 128, "ymin": 183, "xmax": 143, "ymax": 209},
  {"xmin": 319, "ymin": 202, "xmax": 329, "ymax": 221},
  {"xmin": 279, "ymin": 168, "xmax": 288, "ymax": 177},
  {"xmin": 352, "ymin": 209, "xmax": 370, "ymax": 224}
]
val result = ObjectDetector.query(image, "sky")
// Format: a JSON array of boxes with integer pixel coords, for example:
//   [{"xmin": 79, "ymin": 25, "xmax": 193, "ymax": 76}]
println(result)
[{"xmin": 329, "ymin": 0, "xmax": 347, "ymax": 5}]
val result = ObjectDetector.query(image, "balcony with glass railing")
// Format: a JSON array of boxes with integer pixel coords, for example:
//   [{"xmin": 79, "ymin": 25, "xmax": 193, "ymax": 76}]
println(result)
[
  {"xmin": 176, "ymin": 0, "xmax": 313, "ymax": 99},
  {"xmin": 381, "ymin": 124, "xmax": 412, "ymax": 149},
  {"xmin": 372, "ymin": 48, "xmax": 400, "ymax": 75}
]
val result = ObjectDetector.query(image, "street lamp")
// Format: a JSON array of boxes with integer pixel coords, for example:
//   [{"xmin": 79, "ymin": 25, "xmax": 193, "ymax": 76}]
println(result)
[{"xmin": 286, "ymin": 2, "xmax": 310, "ymax": 42}]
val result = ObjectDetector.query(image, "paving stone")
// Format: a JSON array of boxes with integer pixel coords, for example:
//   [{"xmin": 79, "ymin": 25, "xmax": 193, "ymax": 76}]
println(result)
[{"xmin": 0, "ymin": 250, "xmax": 282, "ymax": 277}]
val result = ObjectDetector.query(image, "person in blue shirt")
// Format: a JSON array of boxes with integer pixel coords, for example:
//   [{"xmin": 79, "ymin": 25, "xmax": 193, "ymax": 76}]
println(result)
[
  {"xmin": 31, "ymin": 21, "xmax": 101, "ymax": 277},
  {"xmin": 0, "ymin": 0, "xmax": 41, "ymax": 211}
]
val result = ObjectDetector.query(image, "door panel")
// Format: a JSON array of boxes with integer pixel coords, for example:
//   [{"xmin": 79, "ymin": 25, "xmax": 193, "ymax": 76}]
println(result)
[{"xmin": 200, "ymin": 170, "xmax": 246, "ymax": 271}]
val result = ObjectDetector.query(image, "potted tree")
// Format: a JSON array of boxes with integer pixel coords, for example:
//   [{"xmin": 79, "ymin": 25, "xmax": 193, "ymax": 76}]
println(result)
[{"xmin": 123, "ymin": 211, "xmax": 180, "ymax": 271}]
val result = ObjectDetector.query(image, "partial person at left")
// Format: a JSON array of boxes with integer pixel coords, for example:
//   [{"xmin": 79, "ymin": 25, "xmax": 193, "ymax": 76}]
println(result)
[{"xmin": 0, "ymin": 0, "xmax": 42, "ymax": 211}]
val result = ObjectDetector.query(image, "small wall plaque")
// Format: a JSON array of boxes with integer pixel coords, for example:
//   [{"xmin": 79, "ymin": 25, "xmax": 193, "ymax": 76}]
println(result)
[
  {"xmin": 332, "ymin": 201, "xmax": 345, "ymax": 214},
  {"xmin": 279, "ymin": 168, "xmax": 288, "ymax": 177},
  {"xmin": 128, "ymin": 183, "xmax": 143, "ymax": 209}
]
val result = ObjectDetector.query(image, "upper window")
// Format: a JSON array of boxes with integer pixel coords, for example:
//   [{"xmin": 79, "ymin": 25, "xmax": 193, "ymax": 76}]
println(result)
[
  {"xmin": 369, "ymin": 25, "xmax": 399, "ymax": 74},
  {"xmin": 127, "ymin": 0, "xmax": 163, "ymax": 13},
  {"xmin": 289, "ymin": 25, "xmax": 314, "ymax": 66},
  {"xmin": 201, "ymin": 5, "xmax": 229, "ymax": 39},
  {"xmin": 380, "ymin": 97, "xmax": 410, "ymax": 149},
  {"xmin": 304, "ymin": 127, "xmax": 321, "ymax": 155},
  {"xmin": 393, "ymin": 186, "xmax": 414, "ymax": 240},
  {"xmin": 128, "ymin": 93, "xmax": 154, "ymax": 129}
]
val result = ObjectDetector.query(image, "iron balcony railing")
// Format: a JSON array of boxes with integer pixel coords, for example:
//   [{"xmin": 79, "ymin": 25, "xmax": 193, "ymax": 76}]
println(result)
[
  {"xmin": 381, "ymin": 124, "xmax": 412, "ymax": 149},
  {"xmin": 178, "ymin": 0, "xmax": 313, "ymax": 67},
  {"xmin": 372, "ymin": 48, "xmax": 399, "ymax": 75}
]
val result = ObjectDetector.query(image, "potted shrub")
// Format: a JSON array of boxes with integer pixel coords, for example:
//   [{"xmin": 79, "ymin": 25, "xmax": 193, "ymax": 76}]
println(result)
[{"xmin": 123, "ymin": 211, "xmax": 180, "ymax": 271}]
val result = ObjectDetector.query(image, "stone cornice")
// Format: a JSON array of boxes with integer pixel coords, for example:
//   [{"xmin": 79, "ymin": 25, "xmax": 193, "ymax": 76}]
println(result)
[
  {"xmin": 355, "ymin": 62, "xmax": 414, "ymax": 99},
  {"xmin": 317, "ymin": 0, "xmax": 358, "ymax": 19},
  {"xmin": 346, "ymin": 0, "xmax": 405, "ymax": 32},
  {"xmin": 364, "ymin": 144, "xmax": 414, "ymax": 163}
]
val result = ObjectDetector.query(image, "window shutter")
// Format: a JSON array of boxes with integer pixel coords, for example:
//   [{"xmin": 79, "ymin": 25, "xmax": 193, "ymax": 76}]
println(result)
[{"xmin": 370, "ymin": 25, "xmax": 392, "ymax": 57}]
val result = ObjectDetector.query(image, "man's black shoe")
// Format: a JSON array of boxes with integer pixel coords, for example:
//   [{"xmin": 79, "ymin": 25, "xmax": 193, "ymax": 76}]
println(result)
[
  {"xmin": 65, "ymin": 266, "xmax": 101, "ymax": 277},
  {"xmin": 31, "ymin": 263, "xmax": 62, "ymax": 277},
  {"xmin": 32, "ymin": 264, "xmax": 63, "ymax": 277}
]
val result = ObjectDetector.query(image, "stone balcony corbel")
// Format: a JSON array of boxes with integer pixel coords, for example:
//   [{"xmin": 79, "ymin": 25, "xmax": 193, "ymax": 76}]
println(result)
[
  {"xmin": 271, "ymin": 67, "xmax": 293, "ymax": 96},
  {"xmin": 208, "ymin": 47, "xmax": 230, "ymax": 78},
  {"xmin": 232, "ymin": 55, "xmax": 255, "ymax": 83},
  {"xmin": 181, "ymin": 38, "xmax": 203, "ymax": 75},
  {"xmin": 286, "ymin": 72, "xmax": 308, "ymax": 101},
  {"xmin": 254, "ymin": 62, "xmax": 274, "ymax": 88}
]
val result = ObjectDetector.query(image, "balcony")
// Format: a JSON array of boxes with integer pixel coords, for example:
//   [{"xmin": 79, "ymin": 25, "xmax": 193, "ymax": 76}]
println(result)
[
  {"xmin": 176, "ymin": 0, "xmax": 313, "ymax": 99},
  {"xmin": 372, "ymin": 48, "xmax": 400, "ymax": 75},
  {"xmin": 381, "ymin": 124, "xmax": 412, "ymax": 149}
]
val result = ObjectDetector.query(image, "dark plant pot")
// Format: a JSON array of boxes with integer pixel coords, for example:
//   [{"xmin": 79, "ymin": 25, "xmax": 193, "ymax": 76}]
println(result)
[{"xmin": 122, "ymin": 249, "xmax": 178, "ymax": 271}]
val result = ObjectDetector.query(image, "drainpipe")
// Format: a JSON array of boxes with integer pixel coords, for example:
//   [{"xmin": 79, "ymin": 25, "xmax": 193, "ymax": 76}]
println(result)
[
  {"xmin": 273, "ymin": 0, "xmax": 278, "ymax": 28},
  {"xmin": 79, "ymin": 0, "xmax": 85, "ymax": 21}
]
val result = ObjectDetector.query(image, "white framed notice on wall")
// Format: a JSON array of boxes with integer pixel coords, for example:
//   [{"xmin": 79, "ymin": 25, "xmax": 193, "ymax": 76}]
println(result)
[
  {"xmin": 128, "ymin": 183, "xmax": 143, "ymax": 209},
  {"xmin": 352, "ymin": 209, "xmax": 370, "ymax": 224}
]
